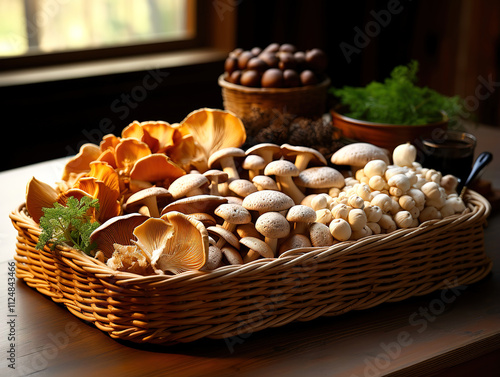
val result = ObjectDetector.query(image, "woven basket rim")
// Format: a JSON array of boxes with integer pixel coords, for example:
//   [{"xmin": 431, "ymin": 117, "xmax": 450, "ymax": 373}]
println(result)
[
  {"xmin": 10, "ymin": 190, "xmax": 491, "ymax": 286},
  {"xmin": 218, "ymin": 74, "xmax": 331, "ymax": 94}
]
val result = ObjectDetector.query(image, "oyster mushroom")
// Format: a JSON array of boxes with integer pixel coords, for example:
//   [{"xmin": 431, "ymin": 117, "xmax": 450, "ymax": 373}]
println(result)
[
  {"xmin": 132, "ymin": 212, "xmax": 209, "ymax": 274},
  {"xmin": 115, "ymin": 138, "xmax": 151, "ymax": 175},
  {"xmin": 90, "ymin": 213, "xmax": 149, "ymax": 259},
  {"xmin": 129, "ymin": 153, "xmax": 186, "ymax": 188},
  {"xmin": 177, "ymin": 108, "xmax": 247, "ymax": 172},
  {"xmin": 62, "ymin": 143, "xmax": 101, "ymax": 182}
]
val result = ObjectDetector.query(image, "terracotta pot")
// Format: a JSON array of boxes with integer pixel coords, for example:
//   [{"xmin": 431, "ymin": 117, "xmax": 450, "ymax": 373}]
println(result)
[{"xmin": 331, "ymin": 107, "xmax": 449, "ymax": 152}]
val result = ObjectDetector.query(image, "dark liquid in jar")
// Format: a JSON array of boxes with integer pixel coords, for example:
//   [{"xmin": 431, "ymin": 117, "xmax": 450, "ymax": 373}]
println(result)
[{"xmin": 421, "ymin": 139, "xmax": 474, "ymax": 183}]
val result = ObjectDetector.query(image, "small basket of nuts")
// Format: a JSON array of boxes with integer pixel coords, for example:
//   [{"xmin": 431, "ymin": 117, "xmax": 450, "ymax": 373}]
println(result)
[{"xmin": 219, "ymin": 43, "xmax": 331, "ymax": 138}]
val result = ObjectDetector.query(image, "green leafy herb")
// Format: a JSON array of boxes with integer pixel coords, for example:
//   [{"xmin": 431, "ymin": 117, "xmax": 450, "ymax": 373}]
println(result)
[
  {"xmin": 331, "ymin": 61, "xmax": 463, "ymax": 126},
  {"xmin": 36, "ymin": 196, "xmax": 100, "ymax": 255}
]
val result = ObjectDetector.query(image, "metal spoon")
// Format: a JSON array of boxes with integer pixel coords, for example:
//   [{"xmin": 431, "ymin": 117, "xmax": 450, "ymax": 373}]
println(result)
[{"xmin": 459, "ymin": 151, "xmax": 493, "ymax": 198}]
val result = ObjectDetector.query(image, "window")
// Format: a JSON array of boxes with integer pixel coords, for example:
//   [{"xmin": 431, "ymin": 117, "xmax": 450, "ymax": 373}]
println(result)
[{"xmin": 0, "ymin": 0, "xmax": 204, "ymax": 70}]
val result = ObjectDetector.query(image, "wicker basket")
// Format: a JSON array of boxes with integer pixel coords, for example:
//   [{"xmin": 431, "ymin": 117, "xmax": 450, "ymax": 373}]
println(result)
[
  {"xmin": 218, "ymin": 74, "xmax": 331, "ymax": 137},
  {"xmin": 10, "ymin": 190, "xmax": 492, "ymax": 345}
]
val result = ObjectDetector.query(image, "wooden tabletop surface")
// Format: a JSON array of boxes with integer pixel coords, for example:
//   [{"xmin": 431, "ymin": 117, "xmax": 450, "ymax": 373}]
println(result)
[{"xmin": 0, "ymin": 124, "xmax": 499, "ymax": 377}]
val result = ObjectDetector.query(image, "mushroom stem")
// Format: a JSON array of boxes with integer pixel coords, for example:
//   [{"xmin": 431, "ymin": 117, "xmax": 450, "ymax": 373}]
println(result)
[
  {"xmin": 220, "ymin": 156, "xmax": 240, "ymax": 180},
  {"xmin": 277, "ymin": 176, "xmax": 305, "ymax": 205},
  {"xmin": 143, "ymin": 197, "xmax": 160, "ymax": 217},
  {"xmin": 265, "ymin": 237, "xmax": 278, "ymax": 256},
  {"xmin": 294, "ymin": 155, "xmax": 312, "ymax": 171}
]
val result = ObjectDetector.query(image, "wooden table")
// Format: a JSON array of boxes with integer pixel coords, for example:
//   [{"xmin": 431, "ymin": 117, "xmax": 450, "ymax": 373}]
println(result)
[{"xmin": 1, "ymin": 125, "xmax": 499, "ymax": 377}]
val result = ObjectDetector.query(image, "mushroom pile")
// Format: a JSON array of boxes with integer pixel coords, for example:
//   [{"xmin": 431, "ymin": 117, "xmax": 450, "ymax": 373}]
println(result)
[{"xmin": 25, "ymin": 108, "xmax": 467, "ymax": 276}]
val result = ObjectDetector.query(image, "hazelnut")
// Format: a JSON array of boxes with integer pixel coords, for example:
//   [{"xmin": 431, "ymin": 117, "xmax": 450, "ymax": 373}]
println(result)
[
  {"xmin": 283, "ymin": 69, "xmax": 301, "ymax": 87},
  {"xmin": 300, "ymin": 70, "xmax": 318, "ymax": 86},
  {"xmin": 277, "ymin": 51, "xmax": 297, "ymax": 70},
  {"xmin": 264, "ymin": 43, "xmax": 280, "ymax": 52},
  {"xmin": 227, "ymin": 70, "xmax": 242, "ymax": 84},
  {"xmin": 247, "ymin": 57, "xmax": 268, "ymax": 73},
  {"xmin": 305, "ymin": 48, "xmax": 327, "ymax": 73},
  {"xmin": 279, "ymin": 43, "xmax": 297, "ymax": 53},
  {"xmin": 262, "ymin": 68, "xmax": 284, "ymax": 88},
  {"xmin": 250, "ymin": 46, "xmax": 262, "ymax": 56},
  {"xmin": 259, "ymin": 51, "xmax": 279, "ymax": 68},
  {"xmin": 240, "ymin": 70, "xmax": 261, "ymax": 87},
  {"xmin": 224, "ymin": 57, "xmax": 238, "ymax": 74},
  {"xmin": 237, "ymin": 50, "xmax": 254, "ymax": 70}
]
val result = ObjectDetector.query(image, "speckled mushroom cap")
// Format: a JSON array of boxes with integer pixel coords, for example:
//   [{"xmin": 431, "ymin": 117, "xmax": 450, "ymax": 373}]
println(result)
[
  {"xmin": 242, "ymin": 190, "xmax": 294, "ymax": 213},
  {"xmin": 242, "ymin": 154, "xmax": 267, "ymax": 171},
  {"xmin": 294, "ymin": 166, "xmax": 345, "ymax": 189},
  {"xmin": 330, "ymin": 142, "xmax": 390, "ymax": 166},
  {"xmin": 168, "ymin": 174, "xmax": 210, "ymax": 199},
  {"xmin": 264, "ymin": 159, "xmax": 300, "ymax": 177},
  {"xmin": 255, "ymin": 212, "xmax": 290, "ymax": 239},
  {"xmin": 252, "ymin": 175, "xmax": 279, "ymax": 191},
  {"xmin": 214, "ymin": 203, "xmax": 252, "ymax": 225},
  {"xmin": 286, "ymin": 205, "xmax": 317, "ymax": 224},
  {"xmin": 228, "ymin": 179, "xmax": 258, "ymax": 197}
]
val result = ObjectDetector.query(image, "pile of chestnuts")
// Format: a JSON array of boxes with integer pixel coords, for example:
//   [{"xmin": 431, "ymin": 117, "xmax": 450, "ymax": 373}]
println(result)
[{"xmin": 223, "ymin": 43, "xmax": 328, "ymax": 88}]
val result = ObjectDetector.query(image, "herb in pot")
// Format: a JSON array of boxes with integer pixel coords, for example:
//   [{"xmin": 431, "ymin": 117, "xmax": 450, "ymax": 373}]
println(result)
[
  {"xmin": 36, "ymin": 196, "xmax": 100, "ymax": 255},
  {"xmin": 330, "ymin": 61, "xmax": 463, "ymax": 126}
]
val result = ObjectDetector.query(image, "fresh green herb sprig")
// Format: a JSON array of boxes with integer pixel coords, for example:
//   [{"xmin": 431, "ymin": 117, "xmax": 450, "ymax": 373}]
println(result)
[
  {"xmin": 36, "ymin": 196, "xmax": 100, "ymax": 255},
  {"xmin": 331, "ymin": 61, "xmax": 463, "ymax": 126}
]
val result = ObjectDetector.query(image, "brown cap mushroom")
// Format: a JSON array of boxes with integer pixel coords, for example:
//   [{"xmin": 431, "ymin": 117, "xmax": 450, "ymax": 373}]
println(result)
[
  {"xmin": 124, "ymin": 187, "xmax": 173, "ymax": 217},
  {"xmin": 168, "ymin": 174, "xmax": 210, "ymax": 199},
  {"xmin": 207, "ymin": 147, "xmax": 246, "ymax": 180},
  {"xmin": 214, "ymin": 203, "xmax": 252, "ymax": 233},
  {"xmin": 286, "ymin": 204, "xmax": 317, "ymax": 235},
  {"xmin": 330, "ymin": 143, "xmax": 390, "ymax": 170},
  {"xmin": 160, "ymin": 195, "xmax": 227, "ymax": 216},
  {"xmin": 252, "ymin": 175, "xmax": 279, "ymax": 191},
  {"xmin": 228, "ymin": 179, "xmax": 258, "ymax": 198},
  {"xmin": 245, "ymin": 143, "xmax": 281, "ymax": 164},
  {"xmin": 203, "ymin": 169, "xmax": 228, "ymax": 196},
  {"xmin": 280, "ymin": 143, "xmax": 327, "ymax": 171},
  {"xmin": 264, "ymin": 159, "xmax": 305, "ymax": 205},
  {"xmin": 242, "ymin": 190, "xmax": 294, "ymax": 215},
  {"xmin": 294, "ymin": 167, "xmax": 345, "ymax": 193},
  {"xmin": 278, "ymin": 234, "xmax": 312, "ymax": 256},
  {"xmin": 240, "ymin": 236, "xmax": 274, "ymax": 259},
  {"xmin": 207, "ymin": 225, "xmax": 240, "ymax": 250},
  {"xmin": 242, "ymin": 154, "xmax": 267, "ymax": 180},
  {"xmin": 255, "ymin": 211, "xmax": 291, "ymax": 255}
]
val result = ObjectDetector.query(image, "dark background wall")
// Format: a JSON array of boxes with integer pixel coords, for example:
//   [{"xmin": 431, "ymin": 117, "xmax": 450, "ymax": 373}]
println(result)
[{"xmin": 1, "ymin": 0, "xmax": 499, "ymax": 171}]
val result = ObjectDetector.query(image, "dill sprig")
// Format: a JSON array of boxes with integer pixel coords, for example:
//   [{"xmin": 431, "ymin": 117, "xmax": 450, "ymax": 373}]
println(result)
[{"xmin": 36, "ymin": 196, "xmax": 100, "ymax": 255}]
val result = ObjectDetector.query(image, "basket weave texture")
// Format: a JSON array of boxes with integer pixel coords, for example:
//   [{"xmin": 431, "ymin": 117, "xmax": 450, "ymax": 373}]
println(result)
[
  {"xmin": 10, "ymin": 191, "xmax": 492, "ymax": 345},
  {"xmin": 218, "ymin": 75, "xmax": 331, "ymax": 137}
]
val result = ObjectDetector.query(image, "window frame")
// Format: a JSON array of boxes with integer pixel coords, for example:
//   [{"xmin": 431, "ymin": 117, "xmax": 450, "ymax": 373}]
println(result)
[{"xmin": 0, "ymin": 0, "xmax": 215, "ymax": 72}]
